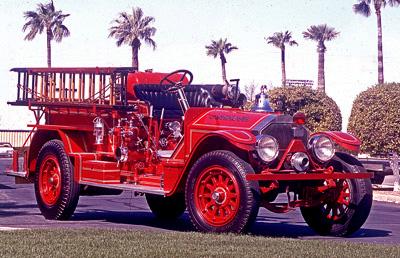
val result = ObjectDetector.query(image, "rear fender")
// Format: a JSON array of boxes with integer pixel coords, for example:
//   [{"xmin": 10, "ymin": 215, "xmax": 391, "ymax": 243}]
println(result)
[
  {"xmin": 312, "ymin": 131, "xmax": 361, "ymax": 153},
  {"xmin": 28, "ymin": 130, "xmax": 61, "ymax": 174},
  {"xmin": 28, "ymin": 129, "xmax": 89, "ymax": 174}
]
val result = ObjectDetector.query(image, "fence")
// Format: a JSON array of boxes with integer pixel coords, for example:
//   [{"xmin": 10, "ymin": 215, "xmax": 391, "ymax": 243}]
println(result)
[{"xmin": 0, "ymin": 129, "xmax": 32, "ymax": 148}]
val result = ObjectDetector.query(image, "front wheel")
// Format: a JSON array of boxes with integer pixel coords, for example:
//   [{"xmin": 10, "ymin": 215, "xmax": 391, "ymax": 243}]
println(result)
[
  {"xmin": 34, "ymin": 140, "xmax": 79, "ymax": 220},
  {"xmin": 185, "ymin": 150, "xmax": 259, "ymax": 233},
  {"xmin": 300, "ymin": 155, "xmax": 373, "ymax": 236}
]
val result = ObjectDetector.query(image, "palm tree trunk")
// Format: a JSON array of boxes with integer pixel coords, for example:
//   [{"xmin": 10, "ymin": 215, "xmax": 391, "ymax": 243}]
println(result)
[
  {"xmin": 220, "ymin": 55, "xmax": 227, "ymax": 84},
  {"xmin": 132, "ymin": 46, "xmax": 139, "ymax": 71},
  {"xmin": 281, "ymin": 48, "xmax": 286, "ymax": 87},
  {"xmin": 47, "ymin": 30, "xmax": 51, "ymax": 67},
  {"xmin": 317, "ymin": 47, "xmax": 325, "ymax": 93},
  {"xmin": 376, "ymin": 9, "xmax": 384, "ymax": 84}
]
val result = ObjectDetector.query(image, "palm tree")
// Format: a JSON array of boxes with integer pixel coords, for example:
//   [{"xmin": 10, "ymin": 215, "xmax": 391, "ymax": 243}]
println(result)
[
  {"xmin": 303, "ymin": 24, "xmax": 339, "ymax": 93},
  {"xmin": 353, "ymin": 0, "xmax": 400, "ymax": 84},
  {"xmin": 109, "ymin": 7, "xmax": 156, "ymax": 71},
  {"xmin": 205, "ymin": 38, "xmax": 238, "ymax": 85},
  {"xmin": 22, "ymin": 0, "xmax": 70, "ymax": 67},
  {"xmin": 265, "ymin": 31, "xmax": 298, "ymax": 87}
]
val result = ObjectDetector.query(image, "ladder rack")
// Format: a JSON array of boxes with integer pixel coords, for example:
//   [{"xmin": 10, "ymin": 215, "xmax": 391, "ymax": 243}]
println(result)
[{"xmin": 8, "ymin": 67, "xmax": 135, "ymax": 108}]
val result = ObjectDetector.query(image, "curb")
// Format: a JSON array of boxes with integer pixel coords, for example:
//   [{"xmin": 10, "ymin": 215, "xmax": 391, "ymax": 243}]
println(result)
[{"xmin": 373, "ymin": 190, "xmax": 400, "ymax": 204}]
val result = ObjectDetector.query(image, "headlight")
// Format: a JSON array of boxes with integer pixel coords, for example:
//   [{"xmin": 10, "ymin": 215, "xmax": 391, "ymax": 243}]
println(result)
[
  {"xmin": 256, "ymin": 135, "xmax": 279, "ymax": 163},
  {"xmin": 309, "ymin": 135, "xmax": 335, "ymax": 162}
]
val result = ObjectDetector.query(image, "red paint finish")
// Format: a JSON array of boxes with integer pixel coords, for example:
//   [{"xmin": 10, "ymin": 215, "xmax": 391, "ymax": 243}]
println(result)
[
  {"xmin": 81, "ymin": 160, "xmax": 120, "ymax": 184},
  {"xmin": 38, "ymin": 154, "xmax": 62, "ymax": 206},
  {"xmin": 194, "ymin": 165, "xmax": 240, "ymax": 226},
  {"xmin": 293, "ymin": 112, "xmax": 306, "ymax": 125},
  {"xmin": 189, "ymin": 108, "xmax": 270, "ymax": 130},
  {"xmin": 127, "ymin": 71, "xmax": 189, "ymax": 99},
  {"xmin": 325, "ymin": 179, "xmax": 351, "ymax": 221},
  {"xmin": 246, "ymin": 172, "xmax": 372, "ymax": 181}
]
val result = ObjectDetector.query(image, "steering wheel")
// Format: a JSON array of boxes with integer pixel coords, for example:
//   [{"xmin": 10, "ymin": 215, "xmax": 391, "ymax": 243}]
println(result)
[{"xmin": 160, "ymin": 69, "xmax": 193, "ymax": 92}]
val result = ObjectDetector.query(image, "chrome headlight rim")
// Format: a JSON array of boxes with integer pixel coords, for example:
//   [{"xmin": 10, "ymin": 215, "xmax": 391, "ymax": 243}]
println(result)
[
  {"xmin": 309, "ymin": 135, "xmax": 335, "ymax": 163},
  {"xmin": 256, "ymin": 135, "xmax": 279, "ymax": 163}
]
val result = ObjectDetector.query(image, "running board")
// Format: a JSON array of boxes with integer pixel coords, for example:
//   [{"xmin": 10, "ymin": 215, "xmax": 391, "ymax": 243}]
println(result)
[
  {"xmin": 80, "ymin": 181, "xmax": 166, "ymax": 196},
  {"xmin": 5, "ymin": 170, "xmax": 28, "ymax": 178}
]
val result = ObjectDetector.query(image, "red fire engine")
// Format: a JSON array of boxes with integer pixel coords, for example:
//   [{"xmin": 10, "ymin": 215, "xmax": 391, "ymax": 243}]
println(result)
[{"xmin": 6, "ymin": 67, "xmax": 372, "ymax": 236}]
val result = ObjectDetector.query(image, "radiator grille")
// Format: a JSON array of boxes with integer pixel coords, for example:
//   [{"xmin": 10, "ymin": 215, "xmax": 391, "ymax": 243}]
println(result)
[{"xmin": 261, "ymin": 123, "xmax": 308, "ymax": 152}]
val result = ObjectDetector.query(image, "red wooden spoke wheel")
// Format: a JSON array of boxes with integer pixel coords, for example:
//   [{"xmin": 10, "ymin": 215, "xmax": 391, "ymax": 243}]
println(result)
[
  {"xmin": 194, "ymin": 165, "xmax": 240, "ymax": 226},
  {"xmin": 34, "ymin": 140, "xmax": 80, "ymax": 220},
  {"xmin": 38, "ymin": 155, "xmax": 62, "ymax": 206},
  {"xmin": 186, "ymin": 150, "xmax": 259, "ymax": 233},
  {"xmin": 323, "ymin": 179, "xmax": 351, "ymax": 221},
  {"xmin": 300, "ymin": 155, "xmax": 372, "ymax": 236}
]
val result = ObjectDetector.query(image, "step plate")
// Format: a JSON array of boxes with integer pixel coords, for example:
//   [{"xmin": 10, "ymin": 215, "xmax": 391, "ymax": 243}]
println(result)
[
  {"xmin": 5, "ymin": 170, "xmax": 28, "ymax": 178},
  {"xmin": 80, "ymin": 181, "xmax": 166, "ymax": 196}
]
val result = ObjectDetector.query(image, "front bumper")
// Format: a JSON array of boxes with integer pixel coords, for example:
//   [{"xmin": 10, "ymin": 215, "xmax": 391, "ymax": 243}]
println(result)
[{"xmin": 246, "ymin": 171, "xmax": 372, "ymax": 181}]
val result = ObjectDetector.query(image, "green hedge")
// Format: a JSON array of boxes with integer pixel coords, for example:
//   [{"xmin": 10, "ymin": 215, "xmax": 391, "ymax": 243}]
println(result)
[
  {"xmin": 348, "ymin": 83, "xmax": 400, "ymax": 155},
  {"xmin": 267, "ymin": 86, "xmax": 342, "ymax": 133}
]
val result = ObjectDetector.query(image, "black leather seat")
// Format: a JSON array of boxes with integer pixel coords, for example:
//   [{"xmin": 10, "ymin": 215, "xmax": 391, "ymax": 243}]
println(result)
[{"xmin": 133, "ymin": 84, "xmax": 220, "ymax": 118}]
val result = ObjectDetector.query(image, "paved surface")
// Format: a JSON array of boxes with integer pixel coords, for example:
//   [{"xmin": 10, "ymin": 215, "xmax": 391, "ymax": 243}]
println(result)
[{"xmin": 1, "ymin": 158, "xmax": 400, "ymax": 244}]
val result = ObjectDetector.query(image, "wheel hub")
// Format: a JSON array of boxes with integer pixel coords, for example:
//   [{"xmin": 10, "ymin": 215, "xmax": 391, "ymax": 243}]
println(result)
[
  {"xmin": 212, "ymin": 188, "xmax": 226, "ymax": 205},
  {"xmin": 48, "ymin": 174, "xmax": 59, "ymax": 185}
]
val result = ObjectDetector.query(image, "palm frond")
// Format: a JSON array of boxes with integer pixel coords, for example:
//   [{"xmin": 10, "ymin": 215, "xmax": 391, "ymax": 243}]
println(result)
[
  {"xmin": 205, "ymin": 38, "xmax": 237, "ymax": 58},
  {"xmin": 144, "ymin": 37, "xmax": 156, "ymax": 50},
  {"xmin": 303, "ymin": 24, "xmax": 339, "ymax": 51},
  {"xmin": 109, "ymin": 6, "xmax": 156, "ymax": 50},
  {"xmin": 22, "ymin": 0, "xmax": 70, "ymax": 42},
  {"xmin": 353, "ymin": 1, "xmax": 371, "ymax": 17},
  {"xmin": 266, "ymin": 31, "xmax": 297, "ymax": 49},
  {"xmin": 53, "ymin": 24, "xmax": 70, "ymax": 42},
  {"xmin": 388, "ymin": 0, "xmax": 400, "ymax": 6}
]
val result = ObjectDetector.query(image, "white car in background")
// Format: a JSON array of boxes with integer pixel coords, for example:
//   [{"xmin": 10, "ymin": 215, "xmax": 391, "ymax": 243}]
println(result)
[{"xmin": 0, "ymin": 142, "xmax": 13, "ymax": 158}]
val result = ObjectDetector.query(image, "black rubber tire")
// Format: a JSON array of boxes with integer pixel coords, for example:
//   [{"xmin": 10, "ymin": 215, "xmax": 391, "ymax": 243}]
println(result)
[
  {"xmin": 145, "ymin": 192, "xmax": 186, "ymax": 220},
  {"xmin": 34, "ymin": 140, "xmax": 80, "ymax": 220},
  {"xmin": 300, "ymin": 154, "xmax": 373, "ymax": 236},
  {"xmin": 185, "ymin": 150, "xmax": 260, "ymax": 233}
]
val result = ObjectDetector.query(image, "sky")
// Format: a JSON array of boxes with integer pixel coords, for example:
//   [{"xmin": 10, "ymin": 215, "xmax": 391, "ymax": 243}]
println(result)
[{"xmin": 0, "ymin": 0, "xmax": 399, "ymax": 130}]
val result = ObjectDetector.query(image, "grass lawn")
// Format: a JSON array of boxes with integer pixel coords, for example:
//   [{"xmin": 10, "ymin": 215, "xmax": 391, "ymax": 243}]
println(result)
[{"xmin": 0, "ymin": 229, "xmax": 399, "ymax": 258}]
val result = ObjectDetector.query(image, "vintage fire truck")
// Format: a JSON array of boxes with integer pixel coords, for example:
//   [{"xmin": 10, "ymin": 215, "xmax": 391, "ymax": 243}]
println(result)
[{"xmin": 6, "ymin": 67, "xmax": 372, "ymax": 236}]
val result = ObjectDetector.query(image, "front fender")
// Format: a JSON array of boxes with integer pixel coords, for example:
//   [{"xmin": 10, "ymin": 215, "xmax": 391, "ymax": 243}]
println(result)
[
  {"xmin": 312, "ymin": 131, "xmax": 361, "ymax": 153},
  {"xmin": 192, "ymin": 130, "xmax": 256, "ymax": 153},
  {"xmin": 214, "ymin": 130, "xmax": 256, "ymax": 145}
]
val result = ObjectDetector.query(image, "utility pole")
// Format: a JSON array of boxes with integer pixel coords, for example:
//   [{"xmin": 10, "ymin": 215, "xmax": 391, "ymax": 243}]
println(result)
[{"xmin": 390, "ymin": 152, "xmax": 399, "ymax": 192}]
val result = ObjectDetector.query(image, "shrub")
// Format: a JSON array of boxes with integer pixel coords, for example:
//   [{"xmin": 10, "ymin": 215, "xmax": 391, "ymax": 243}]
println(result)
[
  {"xmin": 267, "ymin": 86, "xmax": 342, "ymax": 133},
  {"xmin": 348, "ymin": 83, "xmax": 400, "ymax": 155}
]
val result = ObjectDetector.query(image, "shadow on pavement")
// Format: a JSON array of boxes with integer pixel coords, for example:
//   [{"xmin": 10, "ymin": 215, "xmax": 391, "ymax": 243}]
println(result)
[
  {"xmin": 70, "ymin": 210, "xmax": 391, "ymax": 239},
  {"xmin": 0, "ymin": 184, "xmax": 14, "ymax": 190},
  {"xmin": 72, "ymin": 210, "xmax": 194, "ymax": 231}
]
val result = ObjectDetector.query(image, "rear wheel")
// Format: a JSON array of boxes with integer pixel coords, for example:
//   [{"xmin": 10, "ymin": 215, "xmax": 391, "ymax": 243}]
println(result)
[
  {"xmin": 34, "ymin": 140, "xmax": 79, "ymax": 220},
  {"xmin": 185, "ymin": 150, "xmax": 259, "ymax": 233},
  {"xmin": 300, "ymin": 155, "xmax": 372, "ymax": 236},
  {"xmin": 146, "ymin": 193, "xmax": 186, "ymax": 220}
]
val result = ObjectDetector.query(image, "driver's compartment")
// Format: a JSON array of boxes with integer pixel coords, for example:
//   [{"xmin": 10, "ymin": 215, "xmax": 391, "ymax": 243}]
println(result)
[
  {"xmin": 130, "ymin": 70, "xmax": 246, "ymax": 119},
  {"xmin": 130, "ymin": 70, "xmax": 247, "ymax": 158},
  {"xmin": 133, "ymin": 84, "xmax": 221, "ymax": 119}
]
